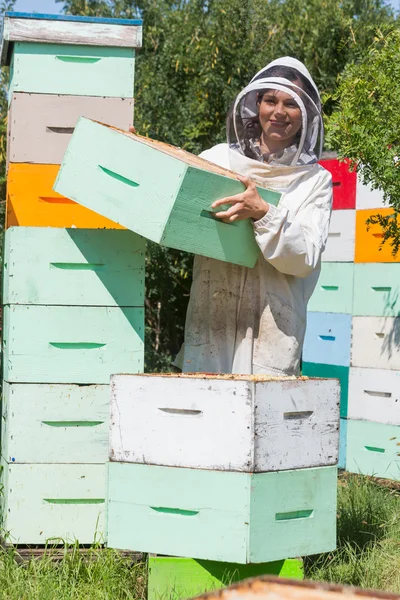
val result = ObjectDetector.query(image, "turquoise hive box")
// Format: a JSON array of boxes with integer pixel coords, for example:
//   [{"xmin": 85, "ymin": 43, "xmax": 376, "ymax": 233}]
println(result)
[{"xmin": 54, "ymin": 118, "xmax": 281, "ymax": 268}]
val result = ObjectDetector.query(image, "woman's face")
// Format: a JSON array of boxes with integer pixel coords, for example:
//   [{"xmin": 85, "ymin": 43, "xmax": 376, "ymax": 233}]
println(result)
[{"xmin": 258, "ymin": 89, "xmax": 302, "ymax": 150}]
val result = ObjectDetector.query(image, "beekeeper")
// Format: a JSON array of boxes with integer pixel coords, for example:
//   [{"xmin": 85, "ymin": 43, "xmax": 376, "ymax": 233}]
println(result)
[{"xmin": 174, "ymin": 57, "xmax": 333, "ymax": 376}]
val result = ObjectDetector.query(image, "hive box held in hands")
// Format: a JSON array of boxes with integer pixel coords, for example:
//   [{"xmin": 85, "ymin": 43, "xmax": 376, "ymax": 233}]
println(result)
[
  {"xmin": 110, "ymin": 374, "xmax": 340, "ymax": 472},
  {"xmin": 54, "ymin": 118, "xmax": 281, "ymax": 267}
]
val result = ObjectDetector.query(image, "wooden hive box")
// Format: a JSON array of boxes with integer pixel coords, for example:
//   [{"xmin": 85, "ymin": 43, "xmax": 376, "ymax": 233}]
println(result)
[
  {"xmin": 322, "ymin": 210, "xmax": 355, "ymax": 262},
  {"xmin": 355, "ymin": 209, "xmax": 400, "ymax": 263},
  {"xmin": 318, "ymin": 158, "xmax": 356, "ymax": 210},
  {"xmin": 109, "ymin": 373, "xmax": 340, "ymax": 472},
  {"xmin": 54, "ymin": 118, "xmax": 281, "ymax": 268},
  {"xmin": 351, "ymin": 316, "xmax": 400, "ymax": 370},
  {"xmin": 353, "ymin": 264, "xmax": 400, "ymax": 316},
  {"xmin": 348, "ymin": 367, "xmax": 400, "ymax": 425},
  {"xmin": 303, "ymin": 312, "xmax": 352, "ymax": 367},
  {"xmin": 302, "ymin": 363, "xmax": 349, "ymax": 419},
  {"xmin": 307, "ymin": 262, "xmax": 354, "ymax": 314}
]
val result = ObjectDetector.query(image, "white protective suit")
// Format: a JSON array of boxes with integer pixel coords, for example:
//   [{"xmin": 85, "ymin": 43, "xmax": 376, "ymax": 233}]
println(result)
[{"xmin": 175, "ymin": 57, "xmax": 333, "ymax": 376}]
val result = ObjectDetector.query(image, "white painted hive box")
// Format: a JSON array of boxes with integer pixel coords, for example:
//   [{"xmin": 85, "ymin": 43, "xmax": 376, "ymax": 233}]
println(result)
[{"xmin": 110, "ymin": 373, "xmax": 340, "ymax": 472}]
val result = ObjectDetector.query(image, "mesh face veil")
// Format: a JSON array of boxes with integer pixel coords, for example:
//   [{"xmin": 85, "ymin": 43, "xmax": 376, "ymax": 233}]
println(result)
[{"xmin": 226, "ymin": 58, "xmax": 324, "ymax": 167}]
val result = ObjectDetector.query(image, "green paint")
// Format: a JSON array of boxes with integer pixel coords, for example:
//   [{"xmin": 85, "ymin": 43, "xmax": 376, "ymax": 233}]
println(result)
[
  {"xmin": 321, "ymin": 285, "xmax": 339, "ymax": 291},
  {"xmin": 308, "ymin": 263, "xmax": 354, "ymax": 314},
  {"xmin": 275, "ymin": 509, "xmax": 314, "ymax": 521},
  {"xmin": 353, "ymin": 264, "xmax": 400, "ymax": 316},
  {"xmin": 147, "ymin": 556, "xmax": 303, "ymax": 600},
  {"xmin": 44, "ymin": 498, "xmax": 104, "ymax": 504},
  {"xmin": 50, "ymin": 263, "xmax": 105, "ymax": 271},
  {"xmin": 302, "ymin": 362, "xmax": 349, "ymax": 418},
  {"xmin": 365, "ymin": 446, "xmax": 385, "ymax": 453},
  {"xmin": 56, "ymin": 56, "xmax": 101, "ymax": 63},
  {"xmin": 150, "ymin": 507, "xmax": 199, "ymax": 516},
  {"xmin": 346, "ymin": 420, "xmax": 400, "ymax": 481},
  {"xmin": 49, "ymin": 342, "xmax": 106, "ymax": 349},
  {"xmin": 99, "ymin": 165, "xmax": 139, "ymax": 187},
  {"xmin": 42, "ymin": 421, "xmax": 103, "ymax": 427}
]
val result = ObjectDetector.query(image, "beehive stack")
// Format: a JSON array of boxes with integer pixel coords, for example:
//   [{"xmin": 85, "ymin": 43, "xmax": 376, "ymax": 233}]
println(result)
[
  {"xmin": 0, "ymin": 12, "xmax": 144, "ymax": 544},
  {"xmin": 107, "ymin": 373, "xmax": 340, "ymax": 597},
  {"xmin": 303, "ymin": 157, "xmax": 400, "ymax": 479}
]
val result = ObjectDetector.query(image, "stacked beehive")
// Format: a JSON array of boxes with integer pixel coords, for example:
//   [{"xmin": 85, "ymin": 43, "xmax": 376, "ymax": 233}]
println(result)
[
  {"xmin": 303, "ymin": 157, "xmax": 400, "ymax": 479},
  {"xmin": 107, "ymin": 373, "xmax": 340, "ymax": 597},
  {"xmin": 0, "ymin": 12, "xmax": 144, "ymax": 544}
]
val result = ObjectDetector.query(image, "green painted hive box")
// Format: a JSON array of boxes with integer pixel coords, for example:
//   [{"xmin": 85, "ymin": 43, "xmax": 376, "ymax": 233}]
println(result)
[
  {"xmin": 106, "ymin": 462, "xmax": 337, "ymax": 564},
  {"xmin": 54, "ymin": 118, "xmax": 281, "ymax": 268}
]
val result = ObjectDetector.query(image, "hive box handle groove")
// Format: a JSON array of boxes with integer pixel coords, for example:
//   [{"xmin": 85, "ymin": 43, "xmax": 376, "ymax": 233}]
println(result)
[
  {"xmin": 200, "ymin": 209, "xmax": 238, "ymax": 226},
  {"xmin": 49, "ymin": 342, "xmax": 106, "ymax": 349},
  {"xmin": 365, "ymin": 446, "xmax": 385, "ymax": 453},
  {"xmin": 321, "ymin": 286, "xmax": 339, "ymax": 291},
  {"xmin": 98, "ymin": 165, "xmax": 139, "ymax": 187},
  {"xmin": 332, "ymin": 182, "xmax": 341, "ymax": 187},
  {"xmin": 275, "ymin": 510, "xmax": 314, "ymax": 521},
  {"xmin": 284, "ymin": 411, "xmax": 314, "ymax": 420},
  {"xmin": 150, "ymin": 507, "xmax": 199, "ymax": 516},
  {"xmin": 319, "ymin": 335, "xmax": 335, "ymax": 341},
  {"xmin": 328, "ymin": 232, "xmax": 341, "ymax": 237},
  {"xmin": 42, "ymin": 421, "xmax": 104, "ymax": 427},
  {"xmin": 372, "ymin": 286, "xmax": 391, "ymax": 292},
  {"xmin": 158, "ymin": 408, "xmax": 202, "ymax": 416},
  {"xmin": 39, "ymin": 196, "xmax": 75, "ymax": 205},
  {"xmin": 375, "ymin": 333, "xmax": 385, "ymax": 338},
  {"xmin": 44, "ymin": 498, "xmax": 105, "ymax": 504},
  {"xmin": 56, "ymin": 56, "xmax": 101, "ymax": 64},
  {"xmin": 50, "ymin": 263, "xmax": 105, "ymax": 271},
  {"xmin": 46, "ymin": 126, "xmax": 75, "ymax": 134},
  {"xmin": 372, "ymin": 233, "xmax": 384, "ymax": 238},
  {"xmin": 364, "ymin": 390, "xmax": 392, "ymax": 398}
]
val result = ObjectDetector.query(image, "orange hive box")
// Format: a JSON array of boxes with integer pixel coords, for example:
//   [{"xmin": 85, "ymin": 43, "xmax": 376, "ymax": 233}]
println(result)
[
  {"xmin": 355, "ymin": 208, "xmax": 400, "ymax": 263},
  {"xmin": 6, "ymin": 163, "xmax": 124, "ymax": 230}
]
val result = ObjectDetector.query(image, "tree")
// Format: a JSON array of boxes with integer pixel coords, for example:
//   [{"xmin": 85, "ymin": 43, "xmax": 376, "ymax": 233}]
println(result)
[{"xmin": 326, "ymin": 27, "xmax": 400, "ymax": 255}]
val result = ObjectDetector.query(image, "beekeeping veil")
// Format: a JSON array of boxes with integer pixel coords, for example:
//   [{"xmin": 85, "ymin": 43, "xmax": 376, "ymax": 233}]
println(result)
[{"xmin": 227, "ymin": 57, "xmax": 324, "ymax": 190}]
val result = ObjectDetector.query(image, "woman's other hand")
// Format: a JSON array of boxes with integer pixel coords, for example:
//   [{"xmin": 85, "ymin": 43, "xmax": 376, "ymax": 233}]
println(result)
[
  {"xmin": 129, "ymin": 126, "xmax": 137, "ymax": 134},
  {"xmin": 211, "ymin": 175, "xmax": 269, "ymax": 223}
]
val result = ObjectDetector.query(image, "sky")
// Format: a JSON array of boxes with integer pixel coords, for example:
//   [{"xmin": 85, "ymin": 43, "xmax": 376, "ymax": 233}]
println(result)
[{"xmin": 10, "ymin": 0, "xmax": 400, "ymax": 14}]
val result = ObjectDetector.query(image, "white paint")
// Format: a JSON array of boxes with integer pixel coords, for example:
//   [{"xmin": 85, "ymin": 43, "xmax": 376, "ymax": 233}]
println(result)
[
  {"xmin": 356, "ymin": 179, "xmax": 386, "ymax": 210},
  {"xmin": 352, "ymin": 316, "xmax": 400, "ymax": 370},
  {"xmin": 322, "ymin": 210, "xmax": 355, "ymax": 262},
  {"xmin": 348, "ymin": 367, "xmax": 400, "ymax": 425},
  {"xmin": 110, "ymin": 374, "xmax": 340, "ymax": 472}
]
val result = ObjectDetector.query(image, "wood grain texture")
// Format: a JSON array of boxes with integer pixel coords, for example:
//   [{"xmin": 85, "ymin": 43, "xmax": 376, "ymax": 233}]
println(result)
[
  {"xmin": 307, "ymin": 262, "xmax": 354, "ymax": 314},
  {"xmin": 351, "ymin": 316, "xmax": 400, "ymax": 370},
  {"xmin": 1, "ymin": 382, "xmax": 109, "ymax": 464},
  {"xmin": 3, "ymin": 227, "xmax": 145, "ymax": 307},
  {"xmin": 356, "ymin": 180, "xmax": 386, "ymax": 210},
  {"xmin": 353, "ymin": 264, "xmax": 400, "ymax": 317},
  {"xmin": 110, "ymin": 375, "xmax": 340, "ymax": 471},
  {"xmin": 302, "ymin": 362, "xmax": 349, "ymax": 418},
  {"xmin": 54, "ymin": 118, "xmax": 280, "ymax": 267},
  {"xmin": 106, "ymin": 462, "xmax": 337, "ymax": 564},
  {"xmin": 9, "ymin": 43, "xmax": 135, "ymax": 99},
  {"xmin": 2, "ymin": 305, "xmax": 144, "ymax": 384},
  {"xmin": 8, "ymin": 94, "xmax": 134, "ymax": 165},
  {"xmin": 147, "ymin": 556, "xmax": 303, "ymax": 600},
  {"xmin": 348, "ymin": 367, "xmax": 400, "ymax": 425},
  {"xmin": 2, "ymin": 15, "xmax": 142, "ymax": 66},
  {"xmin": 0, "ymin": 459, "xmax": 105, "ymax": 544},
  {"xmin": 355, "ymin": 209, "xmax": 400, "ymax": 263},
  {"xmin": 322, "ymin": 210, "xmax": 355, "ymax": 262},
  {"xmin": 303, "ymin": 312, "xmax": 352, "ymax": 367},
  {"xmin": 346, "ymin": 419, "xmax": 400, "ymax": 481},
  {"xmin": 6, "ymin": 163, "xmax": 123, "ymax": 229}
]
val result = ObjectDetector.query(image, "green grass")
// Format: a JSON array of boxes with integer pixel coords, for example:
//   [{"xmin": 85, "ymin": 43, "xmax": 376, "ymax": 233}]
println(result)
[{"xmin": 1, "ymin": 473, "xmax": 400, "ymax": 598}]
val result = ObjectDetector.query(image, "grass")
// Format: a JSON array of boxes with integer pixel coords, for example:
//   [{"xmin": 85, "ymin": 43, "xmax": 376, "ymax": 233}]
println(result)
[{"xmin": 1, "ymin": 473, "xmax": 400, "ymax": 598}]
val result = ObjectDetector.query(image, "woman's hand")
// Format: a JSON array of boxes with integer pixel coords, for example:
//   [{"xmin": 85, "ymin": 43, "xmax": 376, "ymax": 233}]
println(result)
[
  {"xmin": 129, "ymin": 126, "xmax": 137, "ymax": 134},
  {"xmin": 211, "ymin": 175, "xmax": 269, "ymax": 223}
]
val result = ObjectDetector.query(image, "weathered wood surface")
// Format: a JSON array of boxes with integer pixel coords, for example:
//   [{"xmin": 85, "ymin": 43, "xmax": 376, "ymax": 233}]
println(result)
[
  {"xmin": 307, "ymin": 262, "xmax": 354, "ymax": 314},
  {"xmin": 0, "ymin": 459, "xmax": 105, "ymax": 544},
  {"xmin": 3, "ymin": 305, "xmax": 144, "ymax": 384},
  {"xmin": 106, "ymin": 463, "xmax": 337, "ymax": 564},
  {"xmin": 54, "ymin": 118, "xmax": 281, "ymax": 267},
  {"xmin": 339, "ymin": 418, "xmax": 347, "ymax": 470},
  {"xmin": 303, "ymin": 312, "xmax": 352, "ymax": 367},
  {"xmin": 353, "ymin": 264, "xmax": 400, "ymax": 316},
  {"xmin": 4, "ymin": 227, "xmax": 145, "ymax": 307},
  {"xmin": 1, "ymin": 383, "xmax": 109, "ymax": 464},
  {"xmin": 346, "ymin": 419, "xmax": 400, "ymax": 481},
  {"xmin": 351, "ymin": 316, "xmax": 400, "ymax": 370},
  {"xmin": 348, "ymin": 367, "xmax": 400, "ymax": 425},
  {"xmin": 147, "ymin": 556, "xmax": 303, "ymax": 600},
  {"xmin": 302, "ymin": 362, "xmax": 349, "ymax": 418},
  {"xmin": 6, "ymin": 163, "xmax": 123, "ymax": 229},
  {"xmin": 2, "ymin": 14, "xmax": 142, "ymax": 66},
  {"xmin": 9, "ymin": 43, "xmax": 135, "ymax": 99},
  {"xmin": 110, "ymin": 374, "xmax": 340, "ymax": 471},
  {"xmin": 322, "ymin": 210, "xmax": 355, "ymax": 262},
  {"xmin": 355, "ymin": 209, "xmax": 400, "ymax": 263},
  {"xmin": 8, "ymin": 94, "xmax": 134, "ymax": 165}
]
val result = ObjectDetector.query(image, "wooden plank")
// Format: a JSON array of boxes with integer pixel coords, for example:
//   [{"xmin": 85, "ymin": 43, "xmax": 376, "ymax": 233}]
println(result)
[
  {"xmin": 106, "ymin": 462, "xmax": 337, "ymax": 564},
  {"xmin": 339, "ymin": 418, "xmax": 347, "ymax": 470},
  {"xmin": 351, "ymin": 316, "xmax": 400, "ymax": 370},
  {"xmin": 1, "ymin": 382, "xmax": 109, "ymax": 464},
  {"xmin": 54, "ymin": 118, "xmax": 280, "ymax": 268},
  {"xmin": 346, "ymin": 419, "xmax": 400, "ymax": 481},
  {"xmin": 303, "ymin": 312, "xmax": 352, "ymax": 367},
  {"xmin": 6, "ymin": 163, "xmax": 124, "ymax": 229},
  {"xmin": 147, "ymin": 556, "xmax": 304, "ymax": 600},
  {"xmin": 353, "ymin": 263, "xmax": 400, "ymax": 317},
  {"xmin": 302, "ymin": 362, "xmax": 349, "ymax": 418},
  {"xmin": 9, "ymin": 43, "xmax": 135, "ymax": 99},
  {"xmin": 3, "ymin": 227, "xmax": 145, "ymax": 307},
  {"xmin": 307, "ymin": 262, "xmax": 354, "ymax": 314},
  {"xmin": 356, "ymin": 179, "xmax": 386, "ymax": 210},
  {"xmin": 2, "ymin": 305, "xmax": 144, "ymax": 384},
  {"xmin": 0, "ymin": 459, "xmax": 105, "ymax": 544},
  {"xmin": 8, "ymin": 94, "xmax": 134, "ymax": 165},
  {"xmin": 322, "ymin": 210, "xmax": 355, "ymax": 262},
  {"xmin": 348, "ymin": 367, "xmax": 400, "ymax": 425},
  {"xmin": 110, "ymin": 374, "xmax": 339, "ymax": 472},
  {"xmin": 355, "ymin": 209, "xmax": 400, "ymax": 263}
]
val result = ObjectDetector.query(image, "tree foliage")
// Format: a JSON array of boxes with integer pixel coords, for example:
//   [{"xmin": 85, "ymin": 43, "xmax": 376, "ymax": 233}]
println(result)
[
  {"xmin": 53, "ymin": 0, "xmax": 397, "ymax": 369},
  {"xmin": 326, "ymin": 27, "xmax": 400, "ymax": 256}
]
